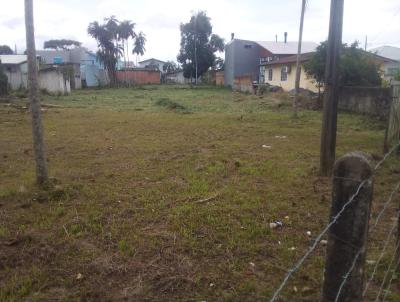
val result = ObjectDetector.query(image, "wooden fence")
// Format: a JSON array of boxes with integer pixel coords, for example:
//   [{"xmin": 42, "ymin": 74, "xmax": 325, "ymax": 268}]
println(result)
[{"xmin": 385, "ymin": 81, "xmax": 400, "ymax": 151}]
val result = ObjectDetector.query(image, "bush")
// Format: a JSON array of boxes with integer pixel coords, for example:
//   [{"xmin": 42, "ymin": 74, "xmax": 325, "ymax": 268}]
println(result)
[{"xmin": 0, "ymin": 64, "xmax": 8, "ymax": 95}]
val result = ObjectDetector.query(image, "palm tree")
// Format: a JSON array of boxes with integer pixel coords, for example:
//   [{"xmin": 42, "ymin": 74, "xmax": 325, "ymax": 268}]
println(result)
[
  {"xmin": 118, "ymin": 20, "xmax": 136, "ymax": 84},
  {"xmin": 24, "ymin": 0, "xmax": 48, "ymax": 186},
  {"xmin": 88, "ymin": 19, "xmax": 123, "ymax": 86},
  {"xmin": 133, "ymin": 32, "xmax": 146, "ymax": 65}
]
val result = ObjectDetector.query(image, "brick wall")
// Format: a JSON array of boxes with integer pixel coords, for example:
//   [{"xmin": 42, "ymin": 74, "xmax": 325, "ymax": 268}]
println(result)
[{"xmin": 116, "ymin": 70, "xmax": 161, "ymax": 85}]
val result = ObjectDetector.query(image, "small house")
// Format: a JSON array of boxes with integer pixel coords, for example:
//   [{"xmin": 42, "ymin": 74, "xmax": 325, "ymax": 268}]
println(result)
[
  {"xmin": 0, "ymin": 55, "xmax": 30, "ymax": 90},
  {"xmin": 138, "ymin": 58, "xmax": 166, "ymax": 72}
]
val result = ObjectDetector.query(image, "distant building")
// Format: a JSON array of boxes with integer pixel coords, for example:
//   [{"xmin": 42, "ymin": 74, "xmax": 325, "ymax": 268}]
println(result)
[
  {"xmin": 224, "ymin": 33, "xmax": 318, "ymax": 87},
  {"xmin": 37, "ymin": 48, "xmax": 108, "ymax": 88},
  {"xmin": 262, "ymin": 52, "xmax": 318, "ymax": 92},
  {"xmin": 262, "ymin": 50, "xmax": 396, "ymax": 92},
  {"xmin": 0, "ymin": 55, "xmax": 30, "ymax": 90},
  {"xmin": 0, "ymin": 54, "xmax": 70, "ymax": 94},
  {"xmin": 138, "ymin": 58, "xmax": 166, "ymax": 72},
  {"xmin": 369, "ymin": 45, "xmax": 400, "ymax": 81}
]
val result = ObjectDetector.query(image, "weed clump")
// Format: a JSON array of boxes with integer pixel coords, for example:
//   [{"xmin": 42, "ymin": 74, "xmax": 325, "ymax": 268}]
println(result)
[{"xmin": 155, "ymin": 98, "xmax": 191, "ymax": 113}]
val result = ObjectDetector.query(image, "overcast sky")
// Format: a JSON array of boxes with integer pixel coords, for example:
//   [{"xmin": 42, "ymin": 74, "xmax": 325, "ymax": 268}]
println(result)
[{"xmin": 1, "ymin": 0, "xmax": 399, "ymax": 62}]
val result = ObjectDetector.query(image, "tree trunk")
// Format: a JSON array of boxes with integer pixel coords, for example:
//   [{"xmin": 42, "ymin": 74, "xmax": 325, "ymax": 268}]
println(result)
[
  {"xmin": 24, "ymin": 0, "xmax": 48, "ymax": 186},
  {"xmin": 294, "ymin": 0, "xmax": 306, "ymax": 118}
]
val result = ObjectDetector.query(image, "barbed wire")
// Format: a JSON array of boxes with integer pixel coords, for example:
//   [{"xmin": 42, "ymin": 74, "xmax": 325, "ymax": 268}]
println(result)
[
  {"xmin": 334, "ymin": 180, "xmax": 400, "ymax": 300},
  {"xmin": 269, "ymin": 142, "xmax": 400, "ymax": 302},
  {"xmin": 364, "ymin": 183, "xmax": 400, "ymax": 295},
  {"xmin": 269, "ymin": 179, "xmax": 368, "ymax": 302},
  {"xmin": 374, "ymin": 241, "xmax": 400, "ymax": 302},
  {"xmin": 382, "ymin": 254, "xmax": 400, "ymax": 302},
  {"xmin": 374, "ymin": 142, "xmax": 400, "ymax": 171}
]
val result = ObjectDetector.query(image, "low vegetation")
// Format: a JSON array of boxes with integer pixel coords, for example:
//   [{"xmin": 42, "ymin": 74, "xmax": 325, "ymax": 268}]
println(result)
[{"xmin": 0, "ymin": 86, "xmax": 399, "ymax": 301}]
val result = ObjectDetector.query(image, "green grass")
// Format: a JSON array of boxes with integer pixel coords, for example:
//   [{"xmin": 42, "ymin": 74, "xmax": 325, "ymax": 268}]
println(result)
[{"xmin": 0, "ymin": 85, "xmax": 399, "ymax": 301}]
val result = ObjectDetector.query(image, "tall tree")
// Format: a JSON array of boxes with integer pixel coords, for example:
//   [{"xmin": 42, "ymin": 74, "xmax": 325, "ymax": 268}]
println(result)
[
  {"xmin": 177, "ymin": 11, "xmax": 224, "ymax": 83},
  {"xmin": 88, "ymin": 17, "xmax": 123, "ymax": 86},
  {"xmin": 118, "ymin": 20, "xmax": 136, "ymax": 70},
  {"xmin": 132, "ymin": 32, "xmax": 146, "ymax": 65},
  {"xmin": 293, "ymin": 0, "xmax": 307, "ymax": 118},
  {"xmin": 25, "ymin": 0, "xmax": 48, "ymax": 186},
  {"xmin": 43, "ymin": 39, "xmax": 81, "ymax": 50},
  {"xmin": 0, "ymin": 45, "xmax": 13, "ymax": 55}
]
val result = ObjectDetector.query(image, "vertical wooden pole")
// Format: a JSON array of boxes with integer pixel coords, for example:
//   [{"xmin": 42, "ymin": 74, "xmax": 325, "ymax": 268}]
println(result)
[
  {"xmin": 25, "ymin": 0, "xmax": 48, "ymax": 186},
  {"xmin": 294, "ymin": 0, "xmax": 307, "ymax": 118},
  {"xmin": 322, "ymin": 152, "xmax": 373, "ymax": 302},
  {"xmin": 320, "ymin": 0, "xmax": 344, "ymax": 176}
]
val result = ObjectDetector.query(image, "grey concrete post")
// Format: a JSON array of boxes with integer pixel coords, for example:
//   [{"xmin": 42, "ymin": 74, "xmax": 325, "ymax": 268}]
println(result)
[{"xmin": 322, "ymin": 152, "xmax": 373, "ymax": 302}]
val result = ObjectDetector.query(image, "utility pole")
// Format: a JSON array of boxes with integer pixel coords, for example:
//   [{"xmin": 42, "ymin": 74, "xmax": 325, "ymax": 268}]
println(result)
[
  {"xmin": 320, "ymin": 0, "xmax": 344, "ymax": 176},
  {"xmin": 194, "ymin": 15, "xmax": 198, "ymax": 85},
  {"xmin": 364, "ymin": 35, "xmax": 368, "ymax": 51},
  {"xmin": 25, "ymin": 0, "xmax": 49, "ymax": 186},
  {"xmin": 294, "ymin": 0, "xmax": 307, "ymax": 118}
]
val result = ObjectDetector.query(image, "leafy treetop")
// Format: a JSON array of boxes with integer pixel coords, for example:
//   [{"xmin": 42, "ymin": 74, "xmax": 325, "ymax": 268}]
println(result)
[
  {"xmin": 177, "ymin": 11, "xmax": 224, "ymax": 79},
  {"xmin": 43, "ymin": 39, "xmax": 82, "ymax": 50},
  {"xmin": 0, "ymin": 45, "xmax": 13, "ymax": 55},
  {"xmin": 304, "ymin": 41, "xmax": 382, "ymax": 88}
]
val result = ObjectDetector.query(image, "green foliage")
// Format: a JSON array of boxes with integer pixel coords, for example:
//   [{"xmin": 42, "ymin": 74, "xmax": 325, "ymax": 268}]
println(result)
[
  {"xmin": 0, "ymin": 45, "xmax": 13, "ymax": 55},
  {"xmin": 304, "ymin": 41, "xmax": 382, "ymax": 87},
  {"xmin": 88, "ymin": 16, "xmax": 145, "ymax": 85},
  {"xmin": 163, "ymin": 61, "xmax": 178, "ymax": 73},
  {"xmin": 177, "ymin": 11, "xmax": 225, "ymax": 80},
  {"xmin": 133, "ymin": 32, "xmax": 146, "ymax": 57},
  {"xmin": 43, "ymin": 39, "xmax": 81, "ymax": 50},
  {"xmin": 0, "ymin": 63, "xmax": 8, "ymax": 95}
]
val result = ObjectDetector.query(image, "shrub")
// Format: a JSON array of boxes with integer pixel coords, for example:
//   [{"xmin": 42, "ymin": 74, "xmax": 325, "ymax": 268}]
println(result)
[{"xmin": 0, "ymin": 63, "xmax": 8, "ymax": 95}]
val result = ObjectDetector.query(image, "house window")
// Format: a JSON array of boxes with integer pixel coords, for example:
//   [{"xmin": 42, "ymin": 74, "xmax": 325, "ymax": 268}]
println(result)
[
  {"xmin": 244, "ymin": 44, "xmax": 253, "ymax": 49},
  {"xmin": 281, "ymin": 66, "xmax": 288, "ymax": 81},
  {"xmin": 259, "ymin": 66, "xmax": 266, "ymax": 83},
  {"xmin": 268, "ymin": 68, "xmax": 273, "ymax": 81}
]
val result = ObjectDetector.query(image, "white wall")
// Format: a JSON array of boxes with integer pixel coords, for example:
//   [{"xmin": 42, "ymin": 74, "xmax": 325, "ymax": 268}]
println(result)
[{"xmin": 39, "ymin": 70, "xmax": 70, "ymax": 95}]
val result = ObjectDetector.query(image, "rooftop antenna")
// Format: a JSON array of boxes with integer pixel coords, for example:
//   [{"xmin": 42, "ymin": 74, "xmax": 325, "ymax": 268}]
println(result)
[{"xmin": 275, "ymin": 34, "xmax": 278, "ymax": 42}]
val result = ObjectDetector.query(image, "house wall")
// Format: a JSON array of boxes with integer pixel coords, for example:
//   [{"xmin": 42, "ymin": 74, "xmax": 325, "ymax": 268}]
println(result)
[
  {"xmin": 116, "ymin": 70, "xmax": 161, "ymax": 85},
  {"xmin": 38, "ymin": 70, "xmax": 71, "ymax": 95},
  {"xmin": 264, "ymin": 63, "xmax": 319, "ymax": 92},
  {"xmin": 233, "ymin": 75, "xmax": 254, "ymax": 93},
  {"xmin": 338, "ymin": 86, "xmax": 391, "ymax": 119},
  {"xmin": 138, "ymin": 60, "xmax": 165, "ymax": 71},
  {"xmin": 3, "ymin": 63, "xmax": 28, "ymax": 90},
  {"xmin": 382, "ymin": 61, "xmax": 400, "ymax": 82},
  {"xmin": 216, "ymin": 71, "xmax": 224, "ymax": 85},
  {"xmin": 166, "ymin": 71, "xmax": 190, "ymax": 84},
  {"xmin": 224, "ymin": 39, "xmax": 265, "ymax": 87},
  {"xmin": 83, "ymin": 65, "xmax": 109, "ymax": 87}
]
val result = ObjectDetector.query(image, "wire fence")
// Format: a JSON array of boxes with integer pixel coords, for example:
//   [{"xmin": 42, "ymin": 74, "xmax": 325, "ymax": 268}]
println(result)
[{"xmin": 269, "ymin": 141, "xmax": 400, "ymax": 302}]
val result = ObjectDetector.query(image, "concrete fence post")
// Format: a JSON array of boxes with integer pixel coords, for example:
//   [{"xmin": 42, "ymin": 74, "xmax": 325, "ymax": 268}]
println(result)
[{"xmin": 322, "ymin": 152, "xmax": 373, "ymax": 302}]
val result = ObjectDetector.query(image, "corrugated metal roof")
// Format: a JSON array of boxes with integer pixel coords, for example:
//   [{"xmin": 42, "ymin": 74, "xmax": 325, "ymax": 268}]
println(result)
[
  {"xmin": 369, "ymin": 46, "xmax": 400, "ymax": 61},
  {"xmin": 256, "ymin": 41, "xmax": 318, "ymax": 55},
  {"xmin": 0, "ymin": 55, "xmax": 28, "ymax": 65}
]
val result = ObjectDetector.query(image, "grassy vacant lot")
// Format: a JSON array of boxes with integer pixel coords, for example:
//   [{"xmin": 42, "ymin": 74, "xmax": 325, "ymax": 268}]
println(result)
[{"xmin": 0, "ymin": 85, "xmax": 399, "ymax": 301}]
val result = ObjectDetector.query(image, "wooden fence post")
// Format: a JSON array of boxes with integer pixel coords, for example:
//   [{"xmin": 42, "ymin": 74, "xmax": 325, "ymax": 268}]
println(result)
[{"xmin": 322, "ymin": 152, "xmax": 373, "ymax": 302}]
